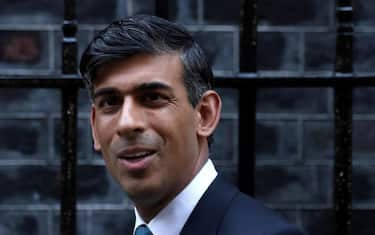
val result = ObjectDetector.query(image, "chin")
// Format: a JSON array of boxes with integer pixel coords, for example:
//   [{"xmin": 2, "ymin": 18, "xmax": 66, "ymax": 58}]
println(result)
[{"xmin": 124, "ymin": 182, "xmax": 160, "ymax": 202}]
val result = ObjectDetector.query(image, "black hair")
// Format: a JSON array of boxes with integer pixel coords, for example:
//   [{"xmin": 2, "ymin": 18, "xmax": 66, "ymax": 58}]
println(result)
[{"xmin": 79, "ymin": 14, "xmax": 213, "ymax": 107}]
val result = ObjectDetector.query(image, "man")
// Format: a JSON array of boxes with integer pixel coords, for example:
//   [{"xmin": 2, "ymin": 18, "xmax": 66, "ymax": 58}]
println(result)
[{"xmin": 80, "ymin": 15, "xmax": 304, "ymax": 235}]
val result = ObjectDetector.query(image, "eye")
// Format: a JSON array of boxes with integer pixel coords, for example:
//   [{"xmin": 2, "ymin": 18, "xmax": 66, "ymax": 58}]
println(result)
[
  {"xmin": 95, "ymin": 95, "xmax": 122, "ymax": 112},
  {"xmin": 145, "ymin": 93, "xmax": 163, "ymax": 101},
  {"xmin": 141, "ymin": 92, "xmax": 169, "ymax": 106}
]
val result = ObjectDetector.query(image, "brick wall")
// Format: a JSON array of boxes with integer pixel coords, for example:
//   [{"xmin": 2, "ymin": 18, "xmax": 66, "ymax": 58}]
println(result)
[{"xmin": 1, "ymin": 0, "xmax": 375, "ymax": 234}]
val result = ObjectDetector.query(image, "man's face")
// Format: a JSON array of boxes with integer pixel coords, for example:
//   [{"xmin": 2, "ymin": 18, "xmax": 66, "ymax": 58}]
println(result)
[{"xmin": 90, "ymin": 53, "xmax": 208, "ymax": 215}]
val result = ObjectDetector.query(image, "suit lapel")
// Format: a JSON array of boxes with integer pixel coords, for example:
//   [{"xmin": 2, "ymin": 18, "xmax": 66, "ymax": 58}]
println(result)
[
  {"xmin": 180, "ymin": 176, "xmax": 238, "ymax": 235},
  {"xmin": 124, "ymin": 210, "xmax": 135, "ymax": 235}
]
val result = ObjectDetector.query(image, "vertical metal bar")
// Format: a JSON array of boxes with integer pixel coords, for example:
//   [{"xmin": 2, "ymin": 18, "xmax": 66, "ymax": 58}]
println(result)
[
  {"xmin": 63, "ymin": 0, "xmax": 78, "ymax": 74},
  {"xmin": 334, "ymin": 86, "xmax": 352, "ymax": 235},
  {"xmin": 240, "ymin": 0, "xmax": 257, "ymax": 73},
  {"xmin": 334, "ymin": 0, "xmax": 353, "ymax": 235},
  {"xmin": 61, "ymin": 88, "xmax": 78, "ymax": 235},
  {"xmin": 238, "ymin": 0, "xmax": 257, "ymax": 196},
  {"xmin": 335, "ymin": 0, "xmax": 353, "ymax": 73},
  {"xmin": 238, "ymin": 87, "xmax": 256, "ymax": 196},
  {"xmin": 61, "ymin": 0, "xmax": 78, "ymax": 234},
  {"xmin": 155, "ymin": 0, "xmax": 170, "ymax": 19}
]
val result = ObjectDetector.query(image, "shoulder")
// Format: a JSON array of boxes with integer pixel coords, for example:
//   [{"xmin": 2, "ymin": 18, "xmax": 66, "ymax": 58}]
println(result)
[
  {"xmin": 219, "ymin": 190, "xmax": 304, "ymax": 235},
  {"xmin": 182, "ymin": 176, "xmax": 304, "ymax": 235}
]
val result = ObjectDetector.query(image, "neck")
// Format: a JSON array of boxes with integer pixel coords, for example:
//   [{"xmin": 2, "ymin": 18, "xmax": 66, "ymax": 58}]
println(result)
[{"xmin": 136, "ymin": 141, "xmax": 210, "ymax": 222}]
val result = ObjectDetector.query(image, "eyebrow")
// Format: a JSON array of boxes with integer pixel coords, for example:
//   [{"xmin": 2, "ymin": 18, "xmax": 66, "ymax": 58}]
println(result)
[
  {"xmin": 92, "ymin": 81, "xmax": 173, "ymax": 100},
  {"xmin": 92, "ymin": 87, "xmax": 117, "ymax": 101},
  {"xmin": 134, "ymin": 82, "xmax": 173, "ymax": 92}
]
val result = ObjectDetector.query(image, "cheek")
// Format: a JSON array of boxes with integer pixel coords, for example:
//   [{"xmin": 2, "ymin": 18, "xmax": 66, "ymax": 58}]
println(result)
[
  {"xmin": 157, "ymin": 112, "xmax": 198, "ymax": 155},
  {"xmin": 150, "ymin": 112, "xmax": 195, "ymax": 143},
  {"xmin": 95, "ymin": 116, "xmax": 117, "ymax": 147}
]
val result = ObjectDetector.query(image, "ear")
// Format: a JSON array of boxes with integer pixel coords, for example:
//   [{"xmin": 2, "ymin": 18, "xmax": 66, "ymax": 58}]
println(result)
[
  {"xmin": 90, "ymin": 105, "xmax": 102, "ymax": 151},
  {"xmin": 196, "ymin": 90, "xmax": 222, "ymax": 138}
]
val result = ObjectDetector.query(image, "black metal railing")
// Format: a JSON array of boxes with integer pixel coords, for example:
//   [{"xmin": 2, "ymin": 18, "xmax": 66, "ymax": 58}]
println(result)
[
  {"xmin": 334, "ymin": 1, "xmax": 353, "ymax": 234},
  {"xmin": 60, "ymin": 1, "xmax": 78, "ymax": 234},
  {"xmin": 0, "ymin": 0, "xmax": 363, "ymax": 234}
]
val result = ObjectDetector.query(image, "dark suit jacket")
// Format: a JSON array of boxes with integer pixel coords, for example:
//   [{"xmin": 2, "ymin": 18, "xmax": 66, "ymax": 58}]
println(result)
[{"xmin": 124, "ymin": 176, "xmax": 304, "ymax": 235}]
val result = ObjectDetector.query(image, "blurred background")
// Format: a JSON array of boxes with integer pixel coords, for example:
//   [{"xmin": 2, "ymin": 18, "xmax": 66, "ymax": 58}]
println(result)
[{"xmin": 0, "ymin": 0, "xmax": 375, "ymax": 234}]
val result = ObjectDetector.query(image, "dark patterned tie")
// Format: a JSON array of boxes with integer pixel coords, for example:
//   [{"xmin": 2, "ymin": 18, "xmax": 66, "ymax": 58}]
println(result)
[{"xmin": 135, "ymin": 225, "xmax": 153, "ymax": 235}]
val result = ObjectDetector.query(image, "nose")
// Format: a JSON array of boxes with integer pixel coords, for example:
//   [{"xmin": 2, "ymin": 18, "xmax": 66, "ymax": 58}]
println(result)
[{"xmin": 116, "ymin": 98, "xmax": 146, "ymax": 136}]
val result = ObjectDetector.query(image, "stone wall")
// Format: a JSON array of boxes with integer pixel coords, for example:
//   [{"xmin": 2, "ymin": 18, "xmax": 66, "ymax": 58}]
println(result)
[{"xmin": 1, "ymin": 0, "xmax": 375, "ymax": 234}]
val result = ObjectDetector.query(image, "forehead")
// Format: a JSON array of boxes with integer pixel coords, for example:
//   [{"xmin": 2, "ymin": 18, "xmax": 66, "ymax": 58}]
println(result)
[{"xmin": 93, "ymin": 53, "xmax": 184, "ymax": 90}]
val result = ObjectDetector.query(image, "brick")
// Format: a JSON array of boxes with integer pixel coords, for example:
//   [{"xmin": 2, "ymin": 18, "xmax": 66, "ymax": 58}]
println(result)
[
  {"xmin": 255, "ymin": 166, "xmax": 333, "ymax": 204},
  {"xmin": 353, "ymin": 120, "xmax": 375, "ymax": 160},
  {"xmin": 301, "ymin": 210, "xmax": 334, "ymax": 235},
  {"xmin": 0, "ymin": 0, "xmax": 63, "ymax": 24},
  {"xmin": 90, "ymin": 210, "xmax": 134, "ymax": 235},
  {"xmin": 353, "ymin": 211, "xmax": 375, "ymax": 235},
  {"xmin": 0, "ymin": 31, "xmax": 50, "ymax": 71},
  {"xmin": 258, "ymin": 0, "xmax": 331, "ymax": 26},
  {"xmin": 216, "ymin": 88, "xmax": 239, "ymax": 114},
  {"xmin": 256, "ymin": 120, "xmax": 298, "ymax": 161},
  {"xmin": 256, "ymin": 88, "xmax": 329, "ymax": 113},
  {"xmin": 0, "ymin": 166, "xmax": 59, "ymax": 204},
  {"xmin": 203, "ymin": 0, "xmax": 240, "ymax": 24},
  {"xmin": 354, "ymin": 33, "xmax": 375, "ymax": 73},
  {"xmin": 353, "ymin": 0, "xmax": 375, "ymax": 26},
  {"xmin": 193, "ymin": 30, "xmax": 236, "ymax": 73},
  {"xmin": 303, "ymin": 120, "xmax": 334, "ymax": 161},
  {"xmin": 257, "ymin": 32, "xmax": 301, "ymax": 71},
  {"xmin": 279, "ymin": 121, "xmax": 299, "ymax": 159},
  {"xmin": 1, "ymin": 0, "xmax": 118, "ymax": 26},
  {"xmin": 169, "ymin": 0, "xmax": 198, "ymax": 24},
  {"xmin": 353, "ymin": 166, "xmax": 375, "ymax": 205},
  {"xmin": 53, "ymin": 118, "xmax": 91, "ymax": 160},
  {"xmin": 77, "ymin": 166, "xmax": 126, "ymax": 203},
  {"xmin": 0, "ymin": 89, "xmax": 60, "ymax": 113},
  {"xmin": 78, "ymin": 89, "xmax": 92, "ymax": 114},
  {"xmin": 132, "ymin": 0, "xmax": 155, "ymax": 15},
  {"xmin": 256, "ymin": 121, "xmax": 278, "ymax": 157},
  {"xmin": 0, "ymin": 119, "xmax": 48, "ymax": 159},
  {"xmin": 76, "ymin": 0, "xmax": 117, "ymax": 24},
  {"xmin": 0, "ymin": 211, "xmax": 48, "ymax": 235},
  {"xmin": 305, "ymin": 32, "xmax": 335, "ymax": 71},
  {"xmin": 353, "ymin": 87, "xmax": 375, "ymax": 114},
  {"xmin": 211, "ymin": 118, "xmax": 237, "ymax": 163}
]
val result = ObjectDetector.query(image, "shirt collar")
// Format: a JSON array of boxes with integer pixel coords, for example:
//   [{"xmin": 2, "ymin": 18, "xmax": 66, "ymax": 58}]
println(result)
[{"xmin": 133, "ymin": 159, "xmax": 217, "ymax": 235}]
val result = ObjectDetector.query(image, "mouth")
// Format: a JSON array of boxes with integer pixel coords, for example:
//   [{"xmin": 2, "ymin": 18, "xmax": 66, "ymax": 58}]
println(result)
[
  {"xmin": 116, "ymin": 148, "xmax": 157, "ymax": 171},
  {"xmin": 119, "ymin": 150, "xmax": 156, "ymax": 161}
]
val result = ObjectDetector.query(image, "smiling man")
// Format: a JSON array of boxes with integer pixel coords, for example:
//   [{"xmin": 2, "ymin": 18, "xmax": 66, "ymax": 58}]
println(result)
[{"xmin": 80, "ymin": 15, "xmax": 304, "ymax": 235}]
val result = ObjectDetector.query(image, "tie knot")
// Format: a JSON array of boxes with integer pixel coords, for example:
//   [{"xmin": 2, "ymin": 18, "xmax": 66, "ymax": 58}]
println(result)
[{"xmin": 135, "ymin": 225, "xmax": 153, "ymax": 235}]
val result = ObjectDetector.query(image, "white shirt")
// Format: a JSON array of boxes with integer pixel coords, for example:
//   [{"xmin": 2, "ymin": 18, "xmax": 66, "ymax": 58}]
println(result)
[{"xmin": 133, "ymin": 159, "xmax": 218, "ymax": 235}]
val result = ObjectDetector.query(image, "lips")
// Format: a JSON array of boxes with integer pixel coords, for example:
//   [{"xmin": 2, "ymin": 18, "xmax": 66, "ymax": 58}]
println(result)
[
  {"xmin": 120, "ymin": 150, "xmax": 155, "ymax": 160},
  {"xmin": 116, "ymin": 147, "xmax": 157, "ymax": 171}
]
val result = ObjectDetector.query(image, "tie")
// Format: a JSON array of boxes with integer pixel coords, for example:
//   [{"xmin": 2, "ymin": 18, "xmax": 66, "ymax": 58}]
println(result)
[{"xmin": 135, "ymin": 225, "xmax": 153, "ymax": 235}]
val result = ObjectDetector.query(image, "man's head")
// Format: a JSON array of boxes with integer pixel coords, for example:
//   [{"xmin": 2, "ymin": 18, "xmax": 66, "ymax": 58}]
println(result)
[
  {"xmin": 80, "ymin": 14, "xmax": 212, "ymax": 107},
  {"xmin": 79, "ymin": 15, "xmax": 221, "ymax": 221}
]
